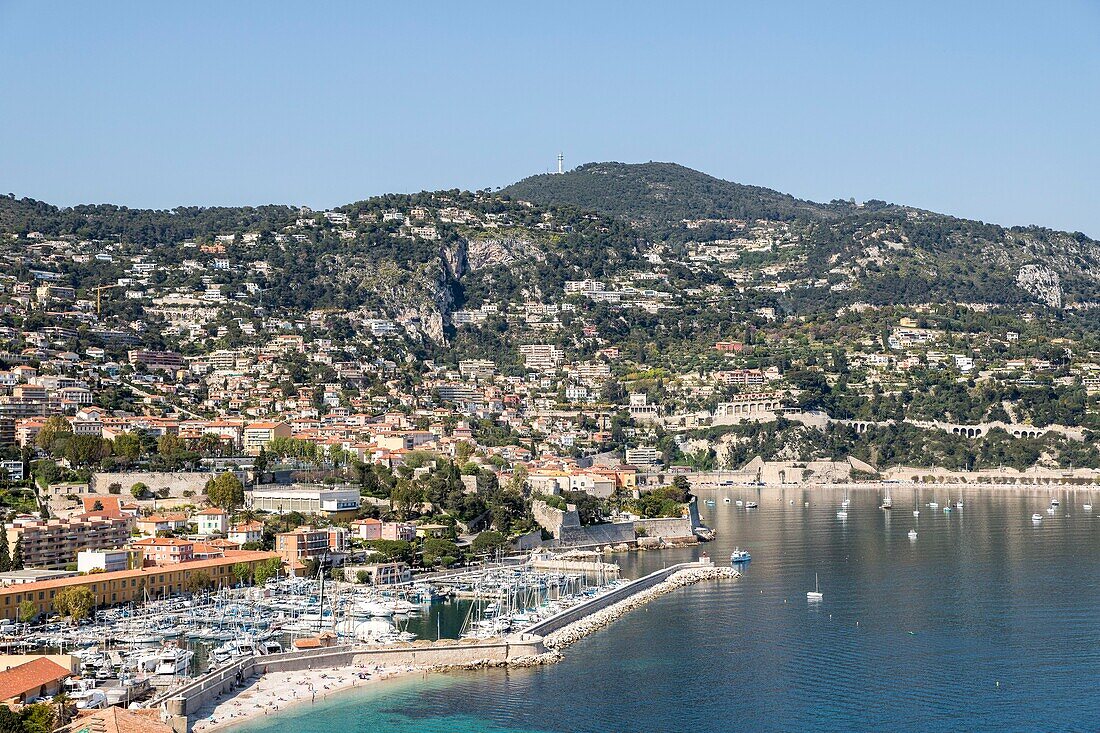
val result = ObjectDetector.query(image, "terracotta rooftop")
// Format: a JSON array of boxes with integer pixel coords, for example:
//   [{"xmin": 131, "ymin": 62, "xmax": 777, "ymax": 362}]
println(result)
[
  {"xmin": 57, "ymin": 706, "xmax": 173, "ymax": 733},
  {"xmin": 0, "ymin": 658, "xmax": 71, "ymax": 702},
  {"xmin": 0, "ymin": 551, "xmax": 278, "ymax": 598}
]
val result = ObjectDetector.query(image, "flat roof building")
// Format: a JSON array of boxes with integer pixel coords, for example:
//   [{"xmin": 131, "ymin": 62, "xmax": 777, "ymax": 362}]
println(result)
[{"xmin": 247, "ymin": 486, "xmax": 360, "ymax": 517}]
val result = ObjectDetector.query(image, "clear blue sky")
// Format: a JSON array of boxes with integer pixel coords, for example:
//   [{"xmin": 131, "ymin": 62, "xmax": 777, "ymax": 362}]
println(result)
[{"xmin": 2, "ymin": 1, "xmax": 1099, "ymax": 235}]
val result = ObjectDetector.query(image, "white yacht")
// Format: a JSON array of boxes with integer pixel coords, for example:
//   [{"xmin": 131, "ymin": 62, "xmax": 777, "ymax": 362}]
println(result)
[
  {"xmin": 1032, "ymin": 513, "xmax": 1043, "ymax": 521},
  {"xmin": 154, "ymin": 647, "xmax": 194, "ymax": 677}
]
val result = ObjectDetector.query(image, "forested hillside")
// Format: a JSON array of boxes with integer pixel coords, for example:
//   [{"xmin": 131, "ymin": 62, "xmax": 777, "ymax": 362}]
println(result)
[{"xmin": 503, "ymin": 162, "xmax": 839, "ymax": 223}]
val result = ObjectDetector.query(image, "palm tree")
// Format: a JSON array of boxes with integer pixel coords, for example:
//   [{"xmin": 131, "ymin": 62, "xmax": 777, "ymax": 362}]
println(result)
[{"xmin": 53, "ymin": 692, "xmax": 75, "ymax": 727}]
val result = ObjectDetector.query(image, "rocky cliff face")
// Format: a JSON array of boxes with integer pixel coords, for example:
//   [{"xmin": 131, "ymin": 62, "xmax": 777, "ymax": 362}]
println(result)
[
  {"xmin": 1016, "ymin": 264, "xmax": 1063, "ymax": 309},
  {"xmin": 465, "ymin": 236, "xmax": 543, "ymax": 271}
]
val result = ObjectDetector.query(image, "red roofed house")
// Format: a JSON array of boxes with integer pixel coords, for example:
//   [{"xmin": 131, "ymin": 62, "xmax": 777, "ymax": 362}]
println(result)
[
  {"xmin": 243, "ymin": 421, "xmax": 291, "ymax": 455},
  {"xmin": 0, "ymin": 657, "xmax": 71, "ymax": 705},
  {"xmin": 351, "ymin": 518, "xmax": 382, "ymax": 541},
  {"xmin": 134, "ymin": 514, "xmax": 189, "ymax": 537},
  {"xmin": 227, "ymin": 521, "xmax": 263, "ymax": 546},
  {"xmin": 195, "ymin": 508, "xmax": 228, "ymax": 536},
  {"xmin": 132, "ymin": 538, "xmax": 195, "ymax": 566}
]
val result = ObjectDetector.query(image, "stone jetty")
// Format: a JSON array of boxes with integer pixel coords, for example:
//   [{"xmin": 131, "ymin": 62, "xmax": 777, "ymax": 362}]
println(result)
[{"xmin": 544, "ymin": 565, "xmax": 739, "ymax": 650}]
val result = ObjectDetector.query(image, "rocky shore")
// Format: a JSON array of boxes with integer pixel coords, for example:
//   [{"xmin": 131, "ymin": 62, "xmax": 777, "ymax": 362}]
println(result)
[{"xmin": 544, "ymin": 565, "xmax": 740, "ymax": 651}]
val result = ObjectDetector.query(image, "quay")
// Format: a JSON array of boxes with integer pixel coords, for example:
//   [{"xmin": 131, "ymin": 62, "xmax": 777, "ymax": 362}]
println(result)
[{"xmin": 155, "ymin": 559, "xmax": 736, "ymax": 731}]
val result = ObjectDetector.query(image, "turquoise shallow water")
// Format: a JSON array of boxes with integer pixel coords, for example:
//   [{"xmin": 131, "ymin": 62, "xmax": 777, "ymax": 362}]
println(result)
[{"xmin": 233, "ymin": 486, "xmax": 1100, "ymax": 733}]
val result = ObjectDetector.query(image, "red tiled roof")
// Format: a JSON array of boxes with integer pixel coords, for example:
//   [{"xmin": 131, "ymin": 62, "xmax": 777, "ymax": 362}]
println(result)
[
  {"xmin": 0, "ymin": 658, "xmax": 70, "ymax": 702},
  {"xmin": 0, "ymin": 551, "xmax": 278, "ymax": 599},
  {"xmin": 58, "ymin": 705, "xmax": 173, "ymax": 733}
]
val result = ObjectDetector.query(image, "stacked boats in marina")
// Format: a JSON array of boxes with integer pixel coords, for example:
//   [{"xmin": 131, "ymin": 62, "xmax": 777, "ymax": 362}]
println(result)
[{"xmin": 0, "ymin": 557, "xmax": 623, "ymax": 710}]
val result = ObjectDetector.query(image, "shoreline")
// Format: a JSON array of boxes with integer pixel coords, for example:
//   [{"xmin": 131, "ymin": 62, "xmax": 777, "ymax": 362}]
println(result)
[
  {"xmin": 191, "ymin": 664, "xmax": 423, "ymax": 733},
  {"xmin": 202, "ymin": 563, "xmax": 737, "ymax": 733}
]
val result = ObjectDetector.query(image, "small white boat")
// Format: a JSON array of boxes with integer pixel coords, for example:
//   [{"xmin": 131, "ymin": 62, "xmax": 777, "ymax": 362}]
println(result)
[
  {"xmin": 807, "ymin": 573, "xmax": 823, "ymax": 602},
  {"xmin": 745, "ymin": 501, "xmax": 758, "ymax": 509},
  {"xmin": 723, "ymin": 497, "xmax": 731, "ymax": 504},
  {"xmin": 836, "ymin": 509, "xmax": 848, "ymax": 519},
  {"xmin": 928, "ymin": 501, "xmax": 939, "ymax": 509},
  {"xmin": 735, "ymin": 500, "xmax": 744, "ymax": 507},
  {"xmin": 954, "ymin": 501, "xmax": 964, "ymax": 509},
  {"xmin": 1032, "ymin": 513, "xmax": 1043, "ymax": 521},
  {"xmin": 908, "ymin": 529, "xmax": 917, "ymax": 540},
  {"xmin": 913, "ymin": 510, "xmax": 920, "ymax": 517},
  {"xmin": 1050, "ymin": 498, "xmax": 1060, "ymax": 507},
  {"xmin": 1047, "ymin": 506, "xmax": 1056, "ymax": 515},
  {"xmin": 730, "ymin": 549, "xmax": 751, "ymax": 563}
]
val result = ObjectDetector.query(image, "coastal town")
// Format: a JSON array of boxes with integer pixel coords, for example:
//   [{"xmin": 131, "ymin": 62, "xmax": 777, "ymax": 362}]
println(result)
[{"xmin": 0, "ymin": 172, "xmax": 1098, "ymax": 732}]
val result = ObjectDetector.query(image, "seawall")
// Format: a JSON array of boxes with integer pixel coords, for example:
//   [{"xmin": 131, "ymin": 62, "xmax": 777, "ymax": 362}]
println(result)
[{"xmin": 162, "ymin": 560, "xmax": 737, "ymax": 731}]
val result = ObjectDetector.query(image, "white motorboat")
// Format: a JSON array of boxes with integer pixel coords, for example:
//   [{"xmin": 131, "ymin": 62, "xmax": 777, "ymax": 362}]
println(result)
[
  {"xmin": 836, "ymin": 509, "xmax": 848, "ymax": 519},
  {"xmin": 1032, "ymin": 513, "xmax": 1043, "ymax": 521},
  {"xmin": 745, "ymin": 501, "xmax": 758, "ymax": 509},
  {"xmin": 807, "ymin": 573, "xmax": 823, "ymax": 602},
  {"xmin": 71, "ymin": 689, "xmax": 108, "ymax": 710},
  {"xmin": 1050, "ymin": 498, "xmax": 1060, "ymax": 507},
  {"xmin": 730, "ymin": 549, "xmax": 751, "ymax": 563},
  {"xmin": 153, "ymin": 646, "xmax": 194, "ymax": 676},
  {"xmin": 908, "ymin": 529, "xmax": 917, "ymax": 540},
  {"xmin": 723, "ymin": 497, "xmax": 731, "ymax": 504}
]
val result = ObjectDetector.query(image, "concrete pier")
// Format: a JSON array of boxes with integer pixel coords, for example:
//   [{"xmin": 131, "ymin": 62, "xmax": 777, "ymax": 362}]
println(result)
[{"xmin": 157, "ymin": 559, "xmax": 736, "ymax": 731}]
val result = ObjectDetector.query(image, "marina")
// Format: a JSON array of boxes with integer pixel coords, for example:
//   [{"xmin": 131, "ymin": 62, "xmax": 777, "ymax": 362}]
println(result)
[
  {"xmin": 223, "ymin": 485, "xmax": 1100, "ymax": 733},
  {"xmin": 0, "ymin": 551, "xmax": 631, "ymax": 714}
]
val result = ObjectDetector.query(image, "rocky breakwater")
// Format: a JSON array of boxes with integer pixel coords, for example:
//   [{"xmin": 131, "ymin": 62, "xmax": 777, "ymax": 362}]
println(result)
[
  {"xmin": 425, "ymin": 650, "xmax": 565, "ymax": 672},
  {"xmin": 544, "ymin": 565, "xmax": 740, "ymax": 650}
]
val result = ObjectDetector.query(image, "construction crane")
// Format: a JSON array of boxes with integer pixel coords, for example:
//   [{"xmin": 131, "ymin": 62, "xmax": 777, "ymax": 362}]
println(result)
[{"xmin": 91, "ymin": 284, "xmax": 118, "ymax": 316}]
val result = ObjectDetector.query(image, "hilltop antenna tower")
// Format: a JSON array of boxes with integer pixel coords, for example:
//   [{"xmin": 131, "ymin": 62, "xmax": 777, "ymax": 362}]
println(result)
[{"xmin": 557, "ymin": 152, "xmax": 563, "ymax": 174}]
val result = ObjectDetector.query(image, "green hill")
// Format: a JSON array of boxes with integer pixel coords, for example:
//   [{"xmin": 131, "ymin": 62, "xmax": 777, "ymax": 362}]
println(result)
[{"xmin": 502, "ymin": 161, "xmax": 840, "ymax": 224}]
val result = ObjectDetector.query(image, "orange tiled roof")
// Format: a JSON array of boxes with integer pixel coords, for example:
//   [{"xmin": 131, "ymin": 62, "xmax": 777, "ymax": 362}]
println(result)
[
  {"xmin": 58, "ymin": 706, "xmax": 172, "ymax": 733},
  {"xmin": 0, "ymin": 658, "xmax": 70, "ymax": 702}
]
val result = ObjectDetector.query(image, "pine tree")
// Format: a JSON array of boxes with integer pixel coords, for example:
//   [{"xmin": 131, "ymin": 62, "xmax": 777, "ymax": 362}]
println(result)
[
  {"xmin": 0, "ymin": 531, "xmax": 10, "ymax": 573},
  {"xmin": 11, "ymin": 537, "xmax": 23, "ymax": 570}
]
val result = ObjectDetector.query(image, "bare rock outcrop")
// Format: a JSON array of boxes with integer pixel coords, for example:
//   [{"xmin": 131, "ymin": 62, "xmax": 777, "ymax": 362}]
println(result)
[{"xmin": 1016, "ymin": 264, "xmax": 1063, "ymax": 308}]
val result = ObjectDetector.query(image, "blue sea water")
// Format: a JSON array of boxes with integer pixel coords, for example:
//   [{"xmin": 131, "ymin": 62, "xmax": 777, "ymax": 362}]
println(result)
[{"xmin": 233, "ymin": 486, "xmax": 1100, "ymax": 732}]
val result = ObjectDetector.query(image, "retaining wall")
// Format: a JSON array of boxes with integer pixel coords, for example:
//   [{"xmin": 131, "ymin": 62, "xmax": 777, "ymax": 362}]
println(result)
[{"xmin": 90, "ymin": 471, "xmax": 215, "ymax": 496}]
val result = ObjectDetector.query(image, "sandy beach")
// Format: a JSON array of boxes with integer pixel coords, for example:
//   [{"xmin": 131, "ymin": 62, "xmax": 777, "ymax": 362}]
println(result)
[{"xmin": 191, "ymin": 664, "xmax": 421, "ymax": 733}]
